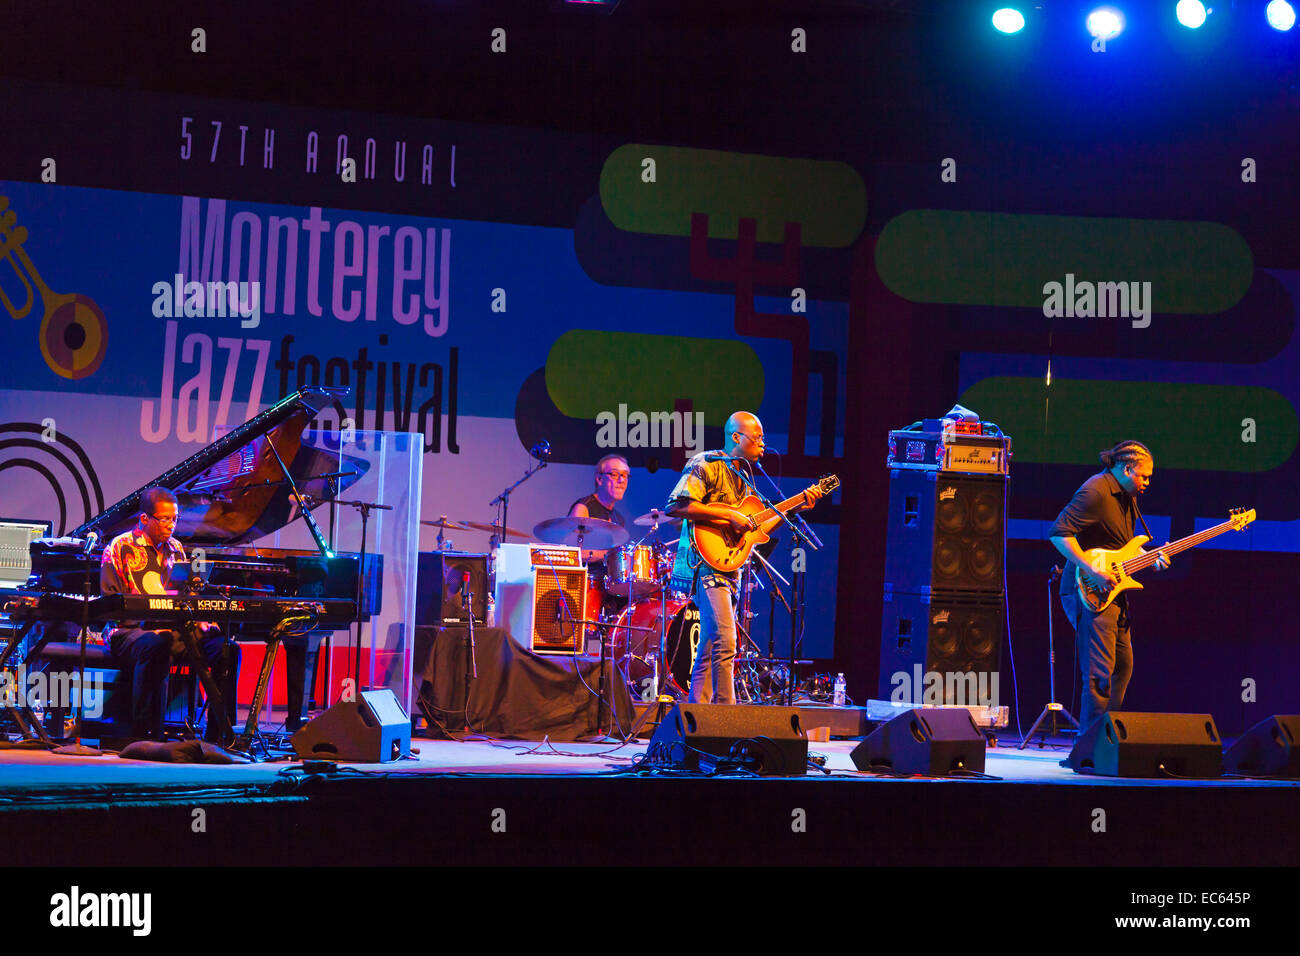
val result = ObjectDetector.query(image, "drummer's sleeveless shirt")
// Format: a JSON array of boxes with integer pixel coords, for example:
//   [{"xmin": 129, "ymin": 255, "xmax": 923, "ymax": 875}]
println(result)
[{"xmin": 569, "ymin": 493, "xmax": 625, "ymax": 575}]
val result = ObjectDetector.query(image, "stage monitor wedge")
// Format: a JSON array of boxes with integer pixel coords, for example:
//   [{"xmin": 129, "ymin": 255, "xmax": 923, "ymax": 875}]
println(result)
[
  {"xmin": 291, "ymin": 689, "xmax": 411, "ymax": 763},
  {"xmin": 850, "ymin": 707, "xmax": 986, "ymax": 775},
  {"xmin": 1223, "ymin": 715, "xmax": 1300, "ymax": 777},
  {"xmin": 647, "ymin": 703, "xmax": 808, "ymax": 776},
  {"xmin": 1064, "ymin": 712, "xmax": 1222, "ymax": 778}
]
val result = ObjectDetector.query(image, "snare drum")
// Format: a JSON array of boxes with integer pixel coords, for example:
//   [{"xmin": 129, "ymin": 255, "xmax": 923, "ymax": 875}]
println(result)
[{"xmin": 604, "ymin": 544, "xmax": 660, "ymax": 598}]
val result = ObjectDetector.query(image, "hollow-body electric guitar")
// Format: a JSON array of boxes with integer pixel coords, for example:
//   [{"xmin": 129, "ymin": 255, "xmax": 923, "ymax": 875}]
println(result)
[
  {"xmin": 692, "ymin": 474, "xmax": 839, "ymax": 573},
  {"xmin": 1075, "ymin": 507, "xmax": 1255, "ymax": 611}
]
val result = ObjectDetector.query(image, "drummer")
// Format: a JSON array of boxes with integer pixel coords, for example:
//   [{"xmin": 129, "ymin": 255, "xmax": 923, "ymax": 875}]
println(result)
[{"xmin": 568, "ymin": 453, "xmax": 629, "ymax": 581}]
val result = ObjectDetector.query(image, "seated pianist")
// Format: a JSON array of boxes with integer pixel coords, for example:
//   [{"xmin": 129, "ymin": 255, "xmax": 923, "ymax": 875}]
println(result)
[{"xmin": 100, "ymin": 486, "xmax": 240, "ymax": 742}]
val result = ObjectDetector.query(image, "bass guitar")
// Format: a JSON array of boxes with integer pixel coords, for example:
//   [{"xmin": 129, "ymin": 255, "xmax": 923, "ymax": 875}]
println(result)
[
  {"xmin": 1075, "ymin": 507, "xmax": 1255, "ymax": 611},
  {"xmin": 692, "ymin": 474, "xmax": 839, "ymax": 573}
]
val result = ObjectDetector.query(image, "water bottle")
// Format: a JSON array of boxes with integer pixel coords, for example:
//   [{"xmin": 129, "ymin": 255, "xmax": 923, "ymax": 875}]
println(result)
[{"xmin": 832, "ymin": 672, "xmax": 846, "ymax": 706}]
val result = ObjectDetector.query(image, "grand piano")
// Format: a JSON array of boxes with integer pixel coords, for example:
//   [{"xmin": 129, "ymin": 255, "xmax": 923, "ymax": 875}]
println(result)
[{"xmin": 14, "ymin": 385, "xmax": 382, "ymax": 739}]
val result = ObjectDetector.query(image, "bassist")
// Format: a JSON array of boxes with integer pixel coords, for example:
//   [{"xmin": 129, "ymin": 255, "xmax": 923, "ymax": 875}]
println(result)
[{"xmin": 1049, "ymin": 440, "xmax": 1169, "ymax": 734}]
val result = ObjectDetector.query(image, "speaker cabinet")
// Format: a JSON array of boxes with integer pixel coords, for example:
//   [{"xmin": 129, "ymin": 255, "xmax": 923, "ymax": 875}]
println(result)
[
  {"xmin": 884, "ymin": 470, "xmax": 1006, "ymax": 595},
  {"xmin": 495, "ymin": 543, "xmax": 588, "ymax": 654},
  {"xmin": 291, "ymin": 689, "xmax": 412, "ymax": 763},
  {"xmin": 647, "ymin": 703, "xmax": 808, "ymax": 776},
  {"xmin": 850, "ymin": 707, "xmax": 986, "ymax": 775},
  {"xmin": 1223, "ymin": 715, "xmax": 1300, "ymax": 777},
  {"xmin": 416, "ymin": 551, "xmax": 488, "ymax": 626},
  {"xmin": 1065, "ymin": 712, "xmax": 1222, "ymax": 778},
  {"xmin": 877, "ymin": 590, "xmax": 1003, "ymax": 702}
]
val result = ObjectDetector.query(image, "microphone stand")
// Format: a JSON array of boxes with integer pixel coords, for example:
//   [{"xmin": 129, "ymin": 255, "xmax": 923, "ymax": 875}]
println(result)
[
  {"xmin": 333, "ymin": 497, "xmax": 393, "ymax": 696},
  {"xmin": 53, "ymin": 537, "xmax": 102, "ymax": 756},
  {"xmin": 1019, "ymin": 565, "xmax": 1080, "ymax": 748},
  {"xmin": 718, "ymin": 457, "xmax": 816, "ymax": 553},
  {"xmin": 488, "ymin": 455, "xmax": 549, "ymax": 560},
  {"xmin": 462, "ymin": 576, "xmax": 477, "ymax": 729},
  {"xmin": 754, "ymin": 460, "xmax": 823, "ymax": 549}
]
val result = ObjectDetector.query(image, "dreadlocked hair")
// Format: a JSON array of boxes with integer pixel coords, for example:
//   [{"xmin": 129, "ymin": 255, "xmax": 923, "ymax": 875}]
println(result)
[{"xmin": 1099, "ymin": 440, "xmax": 1152, "ymax": 470}]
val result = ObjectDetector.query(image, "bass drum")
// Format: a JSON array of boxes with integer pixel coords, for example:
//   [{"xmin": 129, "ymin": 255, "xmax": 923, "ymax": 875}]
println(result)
[{"xmin": 612, "ymin": 595, "xmax": 699, "ymax": 702}]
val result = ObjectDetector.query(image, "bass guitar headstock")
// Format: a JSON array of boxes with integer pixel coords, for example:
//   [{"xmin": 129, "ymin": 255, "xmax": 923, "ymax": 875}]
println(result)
[{"xmin": 1229, "ymin": 507, "xmax": 1256, "ymax": 531}]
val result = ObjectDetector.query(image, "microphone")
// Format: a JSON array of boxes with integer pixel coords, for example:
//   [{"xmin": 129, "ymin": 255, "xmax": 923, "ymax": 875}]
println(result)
[
  {"xmin": 530, "ymin": 440, "xmax": 552, "ymax": 461},
  {"xmin": 81, "ymin": 531, "xmax": 99, "ymax": 555}
]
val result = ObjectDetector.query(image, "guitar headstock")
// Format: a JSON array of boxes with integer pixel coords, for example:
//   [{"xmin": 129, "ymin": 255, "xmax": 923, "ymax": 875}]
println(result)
[
  {"xmin": 817, "ymin": 474, "xmax": 840, "ymax": 495},
  {"xmin": 1229, "ymin": 507, "xmax": 1256, "ymax": 531}
]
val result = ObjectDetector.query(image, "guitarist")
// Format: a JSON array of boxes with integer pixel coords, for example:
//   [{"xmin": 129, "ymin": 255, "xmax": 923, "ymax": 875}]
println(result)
[
  {"xmin": 665, "ymin": 411, "xmax": 824, "ymax": 704},
  {"xmin": 1048, "ymin": 440, "xmax": 1169, "ymax": 734}
]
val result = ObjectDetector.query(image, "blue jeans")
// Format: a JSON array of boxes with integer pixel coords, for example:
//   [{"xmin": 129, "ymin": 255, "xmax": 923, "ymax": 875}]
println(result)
[
  {"xmin": 1060, "ymin": 587, "xmax": 1132, "ymax": 735},
  {"xmin": 688, "ymin": 576, "xmax": 738, "ymax": 705}
]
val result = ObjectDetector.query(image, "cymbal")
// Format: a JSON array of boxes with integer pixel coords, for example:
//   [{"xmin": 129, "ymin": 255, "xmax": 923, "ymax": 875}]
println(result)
[
  {"xmin": 633, "ymin": 508, "xmax": 681, "ymax": 527},
  {"xmin": 532, "ymin": 515, "xmax": 629, "ymax": 550},
  {"xmin": 461, "ymin": 520, "xmax": 531, "ymax": 539},
  {"xmin": 420, "ymin": 516, "xmax": 473, "ymax": 532}
]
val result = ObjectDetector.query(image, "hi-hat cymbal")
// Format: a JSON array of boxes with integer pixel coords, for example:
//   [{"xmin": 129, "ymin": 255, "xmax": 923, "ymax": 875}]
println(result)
[
  {"xmin": 532, "ymin": 515, "xmax": 629, "ymax": 550},
  {"xmin": 420, "ymin": 516, "xmax": 474, "ymax": 532},
  {"xmin": 461, "ymin": 520, "xmax": 531, "ymax": 539},
  {"xmin": 633, "ymin": 508, "xmax": 681, "ymax": 527}
]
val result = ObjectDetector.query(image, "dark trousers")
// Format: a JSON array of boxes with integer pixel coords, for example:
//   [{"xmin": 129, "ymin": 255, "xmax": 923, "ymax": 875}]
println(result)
[
  {"xmin": 110, "ymin": 627, "xmax": 241, "ymax": 740},
  {"xmin": 1060, "ymin": 588, "xmax": 1132, "ymax": 734}
]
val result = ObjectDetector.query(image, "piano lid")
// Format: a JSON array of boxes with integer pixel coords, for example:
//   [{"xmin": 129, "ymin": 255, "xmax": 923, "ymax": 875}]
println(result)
[{"xmin": 72, "ymin": 386, "xmax": 367, "ymax": 546}]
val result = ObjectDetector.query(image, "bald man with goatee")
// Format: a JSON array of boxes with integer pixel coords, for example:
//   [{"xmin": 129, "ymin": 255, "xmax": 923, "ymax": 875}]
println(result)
[{"xmin": 666, "ymin": 411, "xmax": 823, "ymax": 704}]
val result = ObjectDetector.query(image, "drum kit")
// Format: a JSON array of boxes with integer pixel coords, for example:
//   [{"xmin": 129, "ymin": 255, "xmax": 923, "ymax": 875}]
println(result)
[
  {"xmin": 529, "ymin": 509, "xmax": 695, "ymax": 702},
  {"xmin": 421, "ymin": 507, "xmax": 793, "ymax": 704}
]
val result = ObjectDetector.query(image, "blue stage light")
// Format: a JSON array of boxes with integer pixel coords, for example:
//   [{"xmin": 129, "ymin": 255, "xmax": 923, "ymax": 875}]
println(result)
[
  {"xmin": 1175, "ymin": 1, "xmax": 1207, "ymax": 29},
  {"xmin": 1266, "ymin": 0, "xmax": 1296, "ymax": 31},
  {"xmin": 1087, "ymin": 7, "xmax": 1126, "ymax": 39},
  {"xmin": 992, "ymin": 8, "xmax": 1026, "ymax": 34}
]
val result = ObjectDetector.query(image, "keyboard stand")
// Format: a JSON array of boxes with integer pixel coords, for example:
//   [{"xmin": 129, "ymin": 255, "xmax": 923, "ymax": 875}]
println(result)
[
  {"xmin": 1, "ymin": 619, "xmax": 54, "ymax": 744},
  {"xmin": 230, "ymin": 635, "xmax": 281, "ymax": 760}
]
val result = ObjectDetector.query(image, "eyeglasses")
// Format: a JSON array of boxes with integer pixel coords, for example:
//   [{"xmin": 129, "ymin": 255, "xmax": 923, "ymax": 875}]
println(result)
[
  {"xmin": 149, "ymin": 514, "xmax": 178, "ymax": 524},
  {"xmin": 599, "ymin": 472, "xmax": 629, "ymax": 483}
]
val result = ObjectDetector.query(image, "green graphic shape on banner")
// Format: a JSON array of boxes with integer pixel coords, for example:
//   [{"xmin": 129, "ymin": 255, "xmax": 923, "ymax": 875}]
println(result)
[
  {"xmin": 599, "ymin": 144, "xmax": 866, "ymax": 247},
  {"xmin": 876, "ymin": 210, "xmax": 1253, "ymax": 313},
  {"xmin": 546, "ymin": 330, "xmax": 764, "ymax": 423},
  {"xmin": 959, "ymin": 377, "xmax": 1296, "ymax": 471}
]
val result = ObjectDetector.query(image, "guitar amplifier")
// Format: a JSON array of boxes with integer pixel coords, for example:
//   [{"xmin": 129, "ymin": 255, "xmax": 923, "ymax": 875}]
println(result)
[
  {"xmin": 887, "ymin": 429, "xmax": 1010, "ymax": 475},
  {"xmin": 494, "ymin": 543, "xmax": 588, "ymax": 654},
  {"xmin": 416, "ymin": 551, "xmax": 488, "ymax": 625}
]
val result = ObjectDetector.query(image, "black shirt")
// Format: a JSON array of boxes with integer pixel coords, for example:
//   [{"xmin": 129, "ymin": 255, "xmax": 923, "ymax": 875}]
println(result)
[
  {"xmin": 1049, "ymin": 471, "xmax": 1137, "ymax": 592},
  {"xmin": 569, "ymin": 494, "xmax": 625, "ymax": 573}
]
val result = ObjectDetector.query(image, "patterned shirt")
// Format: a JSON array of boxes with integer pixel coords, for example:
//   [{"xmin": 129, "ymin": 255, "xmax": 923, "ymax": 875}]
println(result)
[
  {"xmin": 101, "ymin": 527, "xmax": 186, "ymax": 596},
  {"xmin": 666, "ymin": 451, "xmax": 752, "ymax": 593}
]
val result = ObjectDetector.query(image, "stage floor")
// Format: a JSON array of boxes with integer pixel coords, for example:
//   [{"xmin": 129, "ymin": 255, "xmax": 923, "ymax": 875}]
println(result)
[
  {"xmin": 0, "ymin": 735, "xmax": 1297, "ymax": 789},
  {"xmin": 3, "ymin": 732, "xmax": 1298, "ymax": 868}
]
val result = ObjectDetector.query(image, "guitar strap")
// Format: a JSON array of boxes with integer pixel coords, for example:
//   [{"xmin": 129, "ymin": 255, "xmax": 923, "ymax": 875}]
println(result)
[{"xmin": 1131, "ymin": 495, "xmax": 1154, "ymax": 541}]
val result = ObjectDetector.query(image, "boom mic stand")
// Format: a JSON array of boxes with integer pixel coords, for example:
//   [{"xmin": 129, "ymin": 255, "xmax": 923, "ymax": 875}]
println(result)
[
  {"xmin": 1019, "ymin": 565, "xmax": 1079, "ymax": 748},
  {"xmin": 333, "ymin": 497, "xmax": 392, "ymax": 696}
]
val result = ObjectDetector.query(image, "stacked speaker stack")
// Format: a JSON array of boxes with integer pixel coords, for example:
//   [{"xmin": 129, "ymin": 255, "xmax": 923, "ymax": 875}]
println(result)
[{"xmin": 878, "ymin": 420, "xmax": 1011, "ymax": 703}]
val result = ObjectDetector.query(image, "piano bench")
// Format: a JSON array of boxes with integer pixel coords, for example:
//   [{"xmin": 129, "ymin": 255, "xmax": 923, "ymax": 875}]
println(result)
[{"xmin": 25, "ymin": 644, "xmax": 133, "ymax": 738}]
